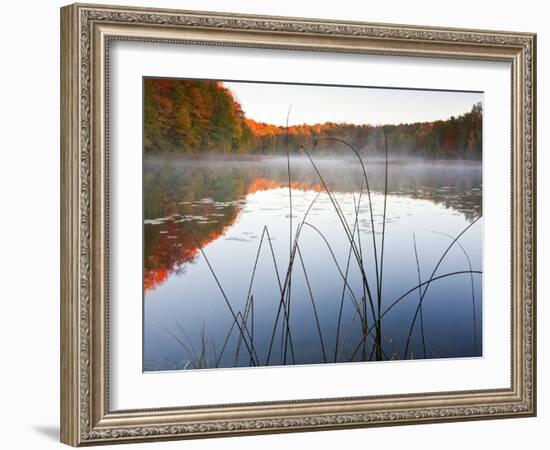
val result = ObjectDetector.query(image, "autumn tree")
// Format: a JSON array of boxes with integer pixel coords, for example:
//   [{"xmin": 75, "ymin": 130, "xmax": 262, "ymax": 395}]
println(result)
[{"xmin": 144, "ymin": 78, "xmax": 482, "ymax": 160}]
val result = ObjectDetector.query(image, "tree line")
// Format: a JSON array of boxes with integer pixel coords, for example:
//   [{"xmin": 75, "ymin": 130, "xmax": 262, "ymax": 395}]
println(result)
[{"xmin": 144, "ymin": 78, "xmax": 482, "ymax": 159}]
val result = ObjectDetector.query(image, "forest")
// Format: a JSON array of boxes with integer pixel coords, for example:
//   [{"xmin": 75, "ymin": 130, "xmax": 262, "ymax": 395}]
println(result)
[{"xmin": 144, "ymin": 78, "xmax": 482, "ymax": 159}]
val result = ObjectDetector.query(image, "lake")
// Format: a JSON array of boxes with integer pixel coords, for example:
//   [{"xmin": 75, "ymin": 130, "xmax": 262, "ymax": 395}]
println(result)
[{"xmin": 143, "ymin": 155, "xmax": 483, "ymax": 371}]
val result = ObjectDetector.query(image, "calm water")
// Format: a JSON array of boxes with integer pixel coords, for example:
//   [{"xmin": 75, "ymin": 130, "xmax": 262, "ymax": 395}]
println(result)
[{"xmin": 143, "ymin": 156, "xmax": 483, "ymax": 371}]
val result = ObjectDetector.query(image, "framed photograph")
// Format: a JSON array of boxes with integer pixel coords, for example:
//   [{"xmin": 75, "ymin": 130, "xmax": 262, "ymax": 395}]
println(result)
[{"xmin": 60, "ymin": 3, "xmax": 536, "ymax": 446}]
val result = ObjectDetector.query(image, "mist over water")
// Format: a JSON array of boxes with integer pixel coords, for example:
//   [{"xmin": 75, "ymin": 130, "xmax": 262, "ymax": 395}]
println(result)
[{"xmin": 143, "ymin": 154, "xmax": 483, "ymax": 371}]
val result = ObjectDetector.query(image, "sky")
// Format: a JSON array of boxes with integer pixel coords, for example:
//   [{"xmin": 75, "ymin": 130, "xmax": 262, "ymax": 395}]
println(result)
[{"xmin": 222, "ymin": 81, "xmax": 482, "ymax": 127}]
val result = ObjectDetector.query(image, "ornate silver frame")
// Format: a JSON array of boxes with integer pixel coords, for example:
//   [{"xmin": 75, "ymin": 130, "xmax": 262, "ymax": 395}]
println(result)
[{"xmin": 60, "ymin": 3, "xmax": 536, "ymax": 446}]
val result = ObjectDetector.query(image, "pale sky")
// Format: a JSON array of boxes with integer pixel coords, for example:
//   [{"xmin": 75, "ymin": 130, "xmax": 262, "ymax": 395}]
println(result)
[{"xmin": 222, "ymin": 81, "xmax": 482, "ymax": 127}]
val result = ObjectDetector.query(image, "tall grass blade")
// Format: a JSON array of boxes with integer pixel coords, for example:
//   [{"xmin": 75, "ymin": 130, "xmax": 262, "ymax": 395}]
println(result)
[
  {"xmin": 403, "ymin": 216, "xmax": 482, "ymax": 359},
  {"xmin": 431, "ymin": 230, "xmax": 478, "ymax": 355},
  {"xmin": 412, "ymin": 233, "xmax": 427, "ymax": 359},
  {"xmin": 296, "ymin": 244, "xmax": 328, "ymax": 362}
]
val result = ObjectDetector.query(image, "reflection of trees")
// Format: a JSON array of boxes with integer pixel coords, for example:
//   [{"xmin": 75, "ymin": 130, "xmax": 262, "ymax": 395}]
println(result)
[
  {"xmin": 144, "ymin": 164, "xmax": 246, "ymax": 292},
  {"xmin": 143, "ymin": 165, "xmax": 325, "ymax": 292},
  {"xmin": 143, "ymin": 158, "xmax": 482, "ymax": 292},
  {"xmin": 144, "ymin": 218, "xmax": 240, "ymax": 291}
]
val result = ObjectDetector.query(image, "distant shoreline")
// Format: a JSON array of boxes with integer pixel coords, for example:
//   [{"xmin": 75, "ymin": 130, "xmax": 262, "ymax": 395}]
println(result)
[{"xmin": 143, "ymin": 152, "xmax": 482, "ymax": 165}]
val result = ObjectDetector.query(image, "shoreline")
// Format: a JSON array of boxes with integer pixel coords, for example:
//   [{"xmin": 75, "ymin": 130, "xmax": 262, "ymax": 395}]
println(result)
[{"xmin": 143, "ymin": 153, "xmax": 483, "ymax": 165}]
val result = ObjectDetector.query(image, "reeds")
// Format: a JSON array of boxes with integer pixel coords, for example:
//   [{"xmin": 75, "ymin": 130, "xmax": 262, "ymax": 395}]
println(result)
[{"xmin": 157, "ymin": 126, "xmax": 483, "ymax": 370}]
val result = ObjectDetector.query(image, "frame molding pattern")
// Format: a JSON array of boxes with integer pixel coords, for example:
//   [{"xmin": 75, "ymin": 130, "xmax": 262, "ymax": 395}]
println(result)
[
  {"xmin": 87, "ymin": 404, "xmax": 530, "ymax": 441},
  {"xmin": 61, "ymin": 3, "xmax": 536, "ymax": 446},
  {"xmin": 78, "ymin": 8, "xmax": 92, "ymax": 441}
]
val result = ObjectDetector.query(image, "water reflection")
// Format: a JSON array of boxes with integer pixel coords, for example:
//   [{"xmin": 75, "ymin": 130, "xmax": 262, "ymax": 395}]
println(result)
[
  {"xmin": 143, "ymin": 156, "xmax": 483, "ymax": 371},
  {"xmin": 144, "ymin": 157, "xmax": 481, "ymax": 293}
]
